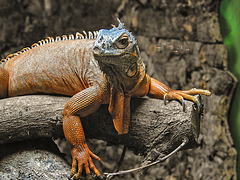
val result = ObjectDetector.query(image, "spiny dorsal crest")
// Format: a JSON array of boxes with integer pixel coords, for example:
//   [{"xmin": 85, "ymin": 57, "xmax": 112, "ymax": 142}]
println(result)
[
  {"xmin": 0, "ymin": 30, "xmax": 99, "ymax": 64},
  {"xmin": 116, "ymin": 18, "xmax": 125, "ymax": 30}
]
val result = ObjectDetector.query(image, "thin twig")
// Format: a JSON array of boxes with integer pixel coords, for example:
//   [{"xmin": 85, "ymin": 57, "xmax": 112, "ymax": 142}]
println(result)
[
  {"xmin": 106, "ymin": 145, "xmax": 127, "ymax": 180},
  {"xmin": 103, "ymin": 138, "xmax": 188, "ymax": 178}
]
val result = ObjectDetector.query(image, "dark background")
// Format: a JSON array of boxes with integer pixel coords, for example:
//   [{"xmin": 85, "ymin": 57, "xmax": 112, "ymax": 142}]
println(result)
[{"xmin": 0, "ymin": 0, "xmax": 237, "ymax": 179}]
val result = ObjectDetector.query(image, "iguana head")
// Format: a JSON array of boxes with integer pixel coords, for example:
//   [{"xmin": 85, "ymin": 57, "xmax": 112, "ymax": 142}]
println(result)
[
  {"xmin": 93, "ymin": 20, "xmax": 146, "ymax": 135},
  {"xmin": 93, "ymin": 20, "xmax": 142, "ymax": 83}
]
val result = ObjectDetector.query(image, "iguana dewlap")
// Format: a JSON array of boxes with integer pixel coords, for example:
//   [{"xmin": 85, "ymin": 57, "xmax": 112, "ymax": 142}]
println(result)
[{"xmin": 0, "ymin": 20, "xmax": 210, "ymax": 179}]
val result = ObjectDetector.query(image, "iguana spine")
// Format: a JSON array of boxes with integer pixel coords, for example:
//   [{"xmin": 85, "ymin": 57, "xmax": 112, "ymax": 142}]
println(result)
[{"xmin": 0, "ymin": 31, "xmax": 99, "ymax": 64}]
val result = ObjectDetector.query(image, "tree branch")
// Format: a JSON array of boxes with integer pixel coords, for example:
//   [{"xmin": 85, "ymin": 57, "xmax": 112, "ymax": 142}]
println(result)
[{"xmin": 0, "ymin": 95, "xmax": 201, "ymax": 158}]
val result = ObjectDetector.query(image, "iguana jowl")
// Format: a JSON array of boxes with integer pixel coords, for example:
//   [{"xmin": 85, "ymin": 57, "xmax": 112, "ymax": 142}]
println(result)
[{"xmin": 0, "ymin": 21, "xmax": 210, "ymax": 179}]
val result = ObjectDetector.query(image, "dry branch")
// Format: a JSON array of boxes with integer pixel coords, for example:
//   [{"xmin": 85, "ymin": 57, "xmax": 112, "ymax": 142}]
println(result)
[{"xmin": 0, "ymin": 95, "xmax": 201, "ymax": 158}]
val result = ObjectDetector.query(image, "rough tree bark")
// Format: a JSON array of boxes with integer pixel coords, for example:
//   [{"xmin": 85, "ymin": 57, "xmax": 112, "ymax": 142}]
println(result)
[
  {"xmin": 0, "ymin": 138, "xmax": 71, "ymax": 180},
  {"xmin": 0, "ymin": 95, "xmax": 201, "ymax": 155},
  {"xmin": 0, "ymin": 95, "xmax": 201, "ymax": 179}
]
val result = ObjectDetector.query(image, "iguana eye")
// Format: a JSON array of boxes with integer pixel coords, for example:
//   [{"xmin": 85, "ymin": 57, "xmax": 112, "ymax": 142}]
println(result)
[{"xmin": 116, "ymin": 34, "xmax": 129, "ymax": 49}]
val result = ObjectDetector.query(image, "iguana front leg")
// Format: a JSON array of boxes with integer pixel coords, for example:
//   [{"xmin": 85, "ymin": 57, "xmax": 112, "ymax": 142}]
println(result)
[
  {"xmin": 63, "ymin": 115, "xmax": 100, "ymax": 179},
  {"xmin": 146, "ymin": 75, "xmax": 211, "ymax": 108},
  {"xmin": 63, "ymin": 85, "xmax": 109, "ymax": 179}
]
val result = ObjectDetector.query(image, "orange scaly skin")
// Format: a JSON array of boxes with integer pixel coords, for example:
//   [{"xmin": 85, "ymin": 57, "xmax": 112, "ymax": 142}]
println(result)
[{"xmin": 0, "ymin": 22, "xmax": 210, "ymax": 179}]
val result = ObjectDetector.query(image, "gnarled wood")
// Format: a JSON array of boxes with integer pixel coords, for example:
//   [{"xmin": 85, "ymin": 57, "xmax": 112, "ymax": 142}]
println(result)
[{"xmin": 0, "ymin": 95, "xmax": 201, "ymax": 158}]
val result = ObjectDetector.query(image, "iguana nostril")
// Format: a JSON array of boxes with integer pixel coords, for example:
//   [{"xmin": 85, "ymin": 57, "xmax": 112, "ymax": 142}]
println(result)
[{"xmin": 102, "ymin": 42, "xmax": 106, "ymax": 49}]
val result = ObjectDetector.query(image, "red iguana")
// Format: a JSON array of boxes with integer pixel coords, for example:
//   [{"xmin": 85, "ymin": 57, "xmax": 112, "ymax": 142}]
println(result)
[{"xmin": 0, "ymin": 20, "xmax": 210, "ymax": 179}]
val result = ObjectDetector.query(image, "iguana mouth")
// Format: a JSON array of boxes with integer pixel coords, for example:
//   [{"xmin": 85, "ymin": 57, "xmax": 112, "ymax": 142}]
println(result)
[
  {"xmin": 92, "ymin": 46, "xmax": 124, "ymax": 57},
  {"xmin": 93, "ymin": 43, "xmax": 139, "ymax": 58}
]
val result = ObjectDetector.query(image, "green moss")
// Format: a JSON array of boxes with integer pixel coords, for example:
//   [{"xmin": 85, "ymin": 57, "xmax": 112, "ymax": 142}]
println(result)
[{"xmin": 220, "ymin": 0, "xmax": 240, "ymax": 176}]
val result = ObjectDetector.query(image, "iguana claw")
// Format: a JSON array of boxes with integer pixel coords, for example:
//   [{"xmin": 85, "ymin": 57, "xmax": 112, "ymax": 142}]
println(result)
[
  {"xmin": 70, "ymin": 143, "xmax": 101, "ymax": 179},
  {"xmin": 163, "ymin": 94, "xmax": 167, "ymax": 105},
  {"xmin": 164, "ymin": 93, "xmax": 185, "ymax": 111},
  {"xmin": 162, "ymin": 89, "xmax": 211, "ymax": 111},
  {"xmin": 181, "ymin": 97, "xmax": 185, "ymax": 111}
]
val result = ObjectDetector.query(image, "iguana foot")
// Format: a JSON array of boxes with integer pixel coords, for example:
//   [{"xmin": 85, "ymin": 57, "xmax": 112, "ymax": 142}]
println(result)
[
  {"xmin": 163, "ymin": 88, "xmax": 211, "ymax": 110},
  {"xmin": 71, "ymin": 143, "xmax": 101, "ymax": 179}
]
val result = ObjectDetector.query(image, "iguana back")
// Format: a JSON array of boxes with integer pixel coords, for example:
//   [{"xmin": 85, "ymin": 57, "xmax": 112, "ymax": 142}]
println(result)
[{"xmin": 1, "ymin": 35, "xmax": 106, "ymax": 97}]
